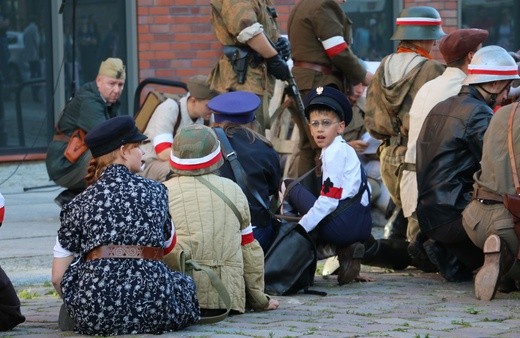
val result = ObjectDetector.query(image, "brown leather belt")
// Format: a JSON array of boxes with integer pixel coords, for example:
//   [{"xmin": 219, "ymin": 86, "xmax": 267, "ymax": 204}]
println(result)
[
  {"xmin": 473, "ymin": 187, "xmax": 503, "ymax": 203},
  {"xmin": 85, "ymin": 245, "xmax": 164, "ymax": 261},
  {"xmin": 293, "ymin": 61, "xmax": 333, "ymax": 75},
  {"xmin": 53, "ymin": 133, "xmax": 70, "ymax": 142}
]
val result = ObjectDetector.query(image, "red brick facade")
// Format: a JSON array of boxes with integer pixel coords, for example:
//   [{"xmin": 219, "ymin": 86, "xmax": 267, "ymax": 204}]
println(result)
[{"xmin": 136, "ymin": 0, "xmax": 459, "ymax": 85}]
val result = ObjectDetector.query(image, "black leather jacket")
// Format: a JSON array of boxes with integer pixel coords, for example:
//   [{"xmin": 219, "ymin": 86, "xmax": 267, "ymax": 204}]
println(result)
[{"xmin": 416, "ymin": 85, "xmax": 493, "ymax": 232}]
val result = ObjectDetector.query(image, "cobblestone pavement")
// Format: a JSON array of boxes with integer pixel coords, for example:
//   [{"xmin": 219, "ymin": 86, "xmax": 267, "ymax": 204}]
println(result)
[
  {"xmin": 2, "ymin": 162, "xmax": 520, "ymax": 337},
  {"xmin": 8, "ymin": 268, "xmax": 520, "ymax": 338}
]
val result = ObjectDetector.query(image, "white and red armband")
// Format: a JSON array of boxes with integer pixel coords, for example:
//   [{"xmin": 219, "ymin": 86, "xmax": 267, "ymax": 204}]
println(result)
[
  {"xmin": 241, "ymin": 224, "xmax": 255, "ymax": 245},
  {"xmin": 321, "ymin": 36, "xmax": 348, "ymax": 58},
  {"xmin": 153, "ymin": 133, "xmax": 174, "ymax": 155}
]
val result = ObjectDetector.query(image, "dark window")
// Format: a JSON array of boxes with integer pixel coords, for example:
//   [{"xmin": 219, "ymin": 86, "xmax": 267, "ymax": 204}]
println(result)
[
  {"xmin": 461, "ymin": 0, "xmax": 519, "ymax": 52},
  {"xmin": 341, "ymin": 0, "xmax": 396, "ymax": 61},
  {"xmin": 0, "ymin": 0, "xmax": 128, "ymax": 157}
]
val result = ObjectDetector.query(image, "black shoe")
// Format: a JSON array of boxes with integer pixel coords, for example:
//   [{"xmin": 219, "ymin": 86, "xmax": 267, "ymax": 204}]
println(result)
[
  {"xmin": 58, "ymin": 302, "xmax": 75, "ymax": 331},
  {"xmin": 54, "ymin": 189, "xmax": 80, "ymax": 208},
  {"xmin": 423, "ymin": 240, "xmax": 472, "ymax": 282},
  {"xmin": 408, "ymin": 232, "xmax": 438, "ymax": 273},
  {"xmin": 362, "ymin": 235, "xmax": 411, "ymax": 271},
  {"xmin": 497, "ymin": 275, "xmax": 519, "ymax": 293}
]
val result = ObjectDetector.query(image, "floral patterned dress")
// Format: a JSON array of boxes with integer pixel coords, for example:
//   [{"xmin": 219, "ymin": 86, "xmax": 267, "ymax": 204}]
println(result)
[{"xmin": 58, "ymin": 164, "xmax": 200, "ymax": 335}]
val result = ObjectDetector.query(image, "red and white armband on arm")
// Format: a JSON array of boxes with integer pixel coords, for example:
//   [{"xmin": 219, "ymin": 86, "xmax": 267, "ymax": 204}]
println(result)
[
  {"xmin": 241, "ymin": 224, "xmax": 255, "ymax": 246},
  {"xmin": 321, "ymin": 36, "xmax": 348, "ymax": 58},
  {"xmin": 153, "ymin": 133, "xmax": 174, "ymax": 155}
]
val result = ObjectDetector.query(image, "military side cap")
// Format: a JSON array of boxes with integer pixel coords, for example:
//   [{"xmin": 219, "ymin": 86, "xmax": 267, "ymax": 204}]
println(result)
[
  {"xmin": 188, "ymin": 75, "xmax": 219, "ymax": 100},
  {"xmin": 169, "ymin": 124, "xmax": 224, "ymax": 176},
  {"xmin": 98, "ymin": 57, "xmax": 126, "ymax": 80},
  {"xmin": 85, "ymin": 116, "xmax": 147, "ymax": 158},
  {"xmin": 439, "ymin": 29, "xmax": 488, "ymax": 64},
  {"xmin": 304, "ymin": 86, "xmax": 353, "ymax": 126},
  {"xmin": 208, "ymin": 91, "xmax": 260, "ymax": 124}
]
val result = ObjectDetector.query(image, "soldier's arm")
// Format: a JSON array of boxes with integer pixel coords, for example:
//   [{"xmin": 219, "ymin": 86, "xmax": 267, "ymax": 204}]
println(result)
[{"xmin": 314, "ymin": 1, "xmax": 367, "ymax": 85}]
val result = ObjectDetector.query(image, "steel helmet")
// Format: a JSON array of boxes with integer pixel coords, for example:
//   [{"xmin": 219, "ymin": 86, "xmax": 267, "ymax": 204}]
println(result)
[
  {"xmin": 391, "ymin": 6, "xmax": 446, "ymax": 41},
  {"xmin": 169, "ymin": 124, "xmax": 224, "ymax": 176},
  {"xmin": 464, "ymin": 45, "xmax": 520, "ymax": 85}
]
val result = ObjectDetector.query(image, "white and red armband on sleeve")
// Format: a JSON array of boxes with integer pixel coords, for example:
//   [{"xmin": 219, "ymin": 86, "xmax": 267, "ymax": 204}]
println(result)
[
  {"xmin": 321, "ymin": 36, "xmax": 348, "ymax": 58},
  {"xmin": 153, "ymin": 133, "xmax": 174, "ymax": 155},
  {"xmin": 241, "ymin": 224, "xmax": 255, "ymax": 245}
]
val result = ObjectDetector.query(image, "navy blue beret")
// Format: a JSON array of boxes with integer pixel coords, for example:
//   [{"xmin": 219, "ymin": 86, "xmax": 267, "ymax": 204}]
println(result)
[
  {"xmin": 304, "ymin": 86, "xmax": 353, "ymax": 125},
  {"xmin": 208, "ymin": 91, "xmax": 260, "ymax": 124},
  {"xmin": 85, "ymin": 116, "xmax": 147, "ymax": 158}
]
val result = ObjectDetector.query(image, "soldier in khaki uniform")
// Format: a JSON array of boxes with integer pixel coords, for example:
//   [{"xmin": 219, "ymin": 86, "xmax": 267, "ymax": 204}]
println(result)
[
  {"xmin": 364, "ymin": 6, "xmax": 446, "ymax": 242},
  {"xmin": 209, "ymin": 0, "xmax": 291, "ymax": 132},
  {"xmin": 139, "ymin": 75, "xmax": 219, "ymax": 182},
  {"xmin": 461, "ymin": 64, "xmax": 520, "ymax": 300},
  {"xmin": 286, "ymin": 0, "xmax": 372, "ymax": 183}
]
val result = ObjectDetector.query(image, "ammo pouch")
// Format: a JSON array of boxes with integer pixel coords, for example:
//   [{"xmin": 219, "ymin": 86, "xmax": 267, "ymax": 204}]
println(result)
[
  {"xmin": 378, "ymin": 141, "xmax": 407, "ymax": 205},
  {"xmin": 223, "ymin": 45, "xmax": 251, "ymax": 84}
]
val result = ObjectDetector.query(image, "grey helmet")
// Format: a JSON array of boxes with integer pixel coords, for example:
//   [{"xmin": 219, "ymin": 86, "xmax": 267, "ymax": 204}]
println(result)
[
  {"xmin": 391, "ymin": 6, "xmax": 446, "ymax": 41},
  {"xmin": 464, "ymin": 45, "xmax": 520, "ymax": 85}
]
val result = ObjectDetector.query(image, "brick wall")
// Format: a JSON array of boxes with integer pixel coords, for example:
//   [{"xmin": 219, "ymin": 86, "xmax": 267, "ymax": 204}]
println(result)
[{"xmin": 136, "ymin": 0, "xmax": 459, "ymax": 86}]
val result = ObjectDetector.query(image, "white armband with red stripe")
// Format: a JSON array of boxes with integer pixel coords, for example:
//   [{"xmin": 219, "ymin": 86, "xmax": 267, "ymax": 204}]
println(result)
[
  {"xmin": 164, "ymin": 220, "xmax": 177, "ymax": 255},
  {"xmin": 153, "ymin": 133, "xmax": 174, "ymax": 155},
  {"xmin": 241, "ymin": 224, "xmax": 255, "ymax": 245},
  {"xmin": 321, "ymin": 36, "xmax": 348, "ymax": 58}
]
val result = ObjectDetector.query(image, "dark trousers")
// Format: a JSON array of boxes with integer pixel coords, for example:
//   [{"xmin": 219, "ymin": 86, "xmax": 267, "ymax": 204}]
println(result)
[
  {"xmin": 253, "ymin": 224, "xmax": 276, "ymax": 254},
  {"xmin": 0, "ymin": 265, "xmax": 25, "ymax": 331},
  {"xmin": 427, "ymin": 216, "xmax": 484, "ymax": 272},
  {"xmin": 286, "ymin": 180, "xmax": 372, "ymax": 248}
]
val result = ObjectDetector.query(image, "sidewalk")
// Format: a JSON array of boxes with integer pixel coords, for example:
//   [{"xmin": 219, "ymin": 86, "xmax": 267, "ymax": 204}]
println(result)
[{"xmin": 2, "ymin": 161, "xmax": 520, "ymax": 337}]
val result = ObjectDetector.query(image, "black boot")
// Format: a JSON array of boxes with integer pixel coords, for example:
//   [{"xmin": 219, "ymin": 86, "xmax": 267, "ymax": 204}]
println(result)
[
  {"xmin": 362, "ymin": 235, "xmax": 411, "ymax": 270},
  {"xmin": 408, "ymin": 231, "xmax": 438, "ymax": 273},
  {"xmin": 383, "ymin": 207, "xmax": 407, "ymax": 241},
  {"xmin": 423, "ymin": 240, "xmax": 473, "ymax": 283}
]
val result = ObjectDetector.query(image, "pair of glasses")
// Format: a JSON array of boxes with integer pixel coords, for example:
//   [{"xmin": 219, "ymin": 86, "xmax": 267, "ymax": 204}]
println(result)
[{"xmin": 308, "ymin": 120, "xmax": 339, "ymax": 129}]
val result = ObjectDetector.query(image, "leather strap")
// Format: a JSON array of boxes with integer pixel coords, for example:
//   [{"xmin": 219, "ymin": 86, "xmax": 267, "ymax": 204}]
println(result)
[
  {"xmin": 473, "ymin": 187, "xmax": 503, "ymax": 202},
  {"xmin": 401, "ymin": 162, "xmax": 416, "ymax": 172},
  {"xmin": 85, "ymin": 245, "xmax": 163, "ymax": 261},
  {"xmin": 294, "ymin": 61, "xmax": 333, "ymax": 75},
  {"xmin": 214, "ymin": 127, "xmax": 271, "ymax": 213},
  {"xmin": 508, "ymin": 102, "xmax": 520, "ymax": 194},
  {"xmin": 53, "ymin": 133, "xmax": 70, "ymax": 142}
]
